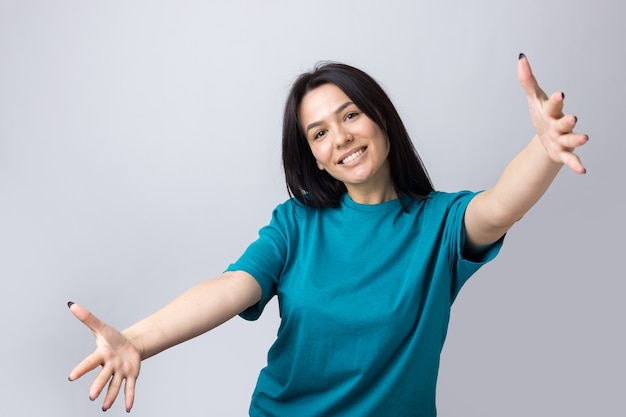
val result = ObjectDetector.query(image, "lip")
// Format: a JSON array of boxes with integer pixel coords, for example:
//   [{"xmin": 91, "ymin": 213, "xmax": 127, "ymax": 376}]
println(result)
[{"xmin": 338, "ymin": 146, "xmax": 367, "ymax": 165}]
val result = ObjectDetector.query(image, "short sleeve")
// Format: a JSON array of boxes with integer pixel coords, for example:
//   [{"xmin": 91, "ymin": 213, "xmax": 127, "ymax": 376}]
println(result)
[
  {"xmin": 225, "ymin": 204, "xmax": 290, "ymax": 320},
  {"xmin": 442, "ymin": 191, "xmax": 504, "ymax": 301}
]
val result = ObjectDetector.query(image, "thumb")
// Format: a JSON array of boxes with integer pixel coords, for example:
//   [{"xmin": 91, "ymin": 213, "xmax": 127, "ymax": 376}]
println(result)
[
  {"xmin": 517, "ymin": 53, "xmax": 546, "ymax": 100},
  {"xmin": 67, "ymin": 301, "xmax": 106, "ymax": 335}
]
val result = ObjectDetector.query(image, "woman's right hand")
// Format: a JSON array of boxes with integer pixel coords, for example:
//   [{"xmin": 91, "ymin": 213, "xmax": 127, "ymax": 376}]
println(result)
[{"xmin": 68, "ymin": 302, "xmax": 142, "ymax": 412}]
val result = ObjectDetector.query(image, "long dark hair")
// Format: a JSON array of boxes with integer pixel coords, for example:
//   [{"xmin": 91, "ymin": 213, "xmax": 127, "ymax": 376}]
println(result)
[{"xmin": 282, "ymin": 62, "xmax": 434, "ymax": 208}]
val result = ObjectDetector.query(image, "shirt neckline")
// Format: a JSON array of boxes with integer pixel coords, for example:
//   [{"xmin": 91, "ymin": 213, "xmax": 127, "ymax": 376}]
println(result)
[{"xmin": 341, "ymin": 192, "xmax": 405, "ymax": 213}]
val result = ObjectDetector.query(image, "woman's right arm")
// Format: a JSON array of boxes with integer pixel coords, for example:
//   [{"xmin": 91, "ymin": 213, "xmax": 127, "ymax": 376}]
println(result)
[{"xmin": 68, "ymin": 270, "xmax": 261, "ymax": 412}]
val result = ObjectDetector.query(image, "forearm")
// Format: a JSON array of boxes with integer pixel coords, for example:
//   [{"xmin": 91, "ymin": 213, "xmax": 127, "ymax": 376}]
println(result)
[
  {"xmin": 466, "ymin": 56, "xmax": 588, "ymax": 250},
  {"xmin": 122, "ymin": 271, "xmax": 261, "ymax": 360},
  {"xmin": 465, "ymin": 135, "xmax": 563, "ymax": 249},
  {"xmin": 486, "ymin": 134, "xmax": 563, "ymax": 225}
]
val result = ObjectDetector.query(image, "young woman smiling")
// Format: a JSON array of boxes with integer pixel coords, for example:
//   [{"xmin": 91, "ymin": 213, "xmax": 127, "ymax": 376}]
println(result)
[{"xmin": 68, "ymin": 54, "xmax": 587, "ymax": 416}]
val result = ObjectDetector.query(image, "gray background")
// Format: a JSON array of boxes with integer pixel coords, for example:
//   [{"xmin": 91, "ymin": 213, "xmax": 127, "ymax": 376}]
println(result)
[{"xmin": 1, "ymin": 0, "xmax": 623, "ymax": 416}]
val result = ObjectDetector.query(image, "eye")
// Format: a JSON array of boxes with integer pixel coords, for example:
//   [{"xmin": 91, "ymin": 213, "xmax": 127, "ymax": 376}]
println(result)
[
  {"xmin": 344, "ymin": 112, "xmax": 359, "ymax": 121},
  {"xmin": 313, "ymin": 130, "xmax": 326, "ymax": 140}
]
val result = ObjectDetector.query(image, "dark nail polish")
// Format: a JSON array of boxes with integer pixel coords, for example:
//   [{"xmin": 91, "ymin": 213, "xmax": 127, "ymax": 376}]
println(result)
[
  {"xmin": 67, "ymin": 301, "xmax": 74, "ymax": 308},
  {"xmin": 574, "ymin": 115, "xmax": 578, "ymax": 123},
  {"xmin": 561, "ymin": 92, "xmax": 565, "ymax": 99},
  {"xmin": 102, "ymin": 407, "xmax": 107, "ymax": 412},
  {"xmin": 518, "ymin": 52, "xmax": 526, "ymax": 60}
]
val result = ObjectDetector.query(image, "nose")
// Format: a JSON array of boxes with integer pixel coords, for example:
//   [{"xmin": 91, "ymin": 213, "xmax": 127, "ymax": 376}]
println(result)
[{"xmin": 334, "ymin": 127, "xmax": 353, "ymax": 147}]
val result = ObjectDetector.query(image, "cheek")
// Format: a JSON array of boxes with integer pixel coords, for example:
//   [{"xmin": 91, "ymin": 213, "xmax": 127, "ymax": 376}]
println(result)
[
  {"xmin": 368, "ymin": 127, "xmax": 390, "ymax": 155},
  {"xmin": 309, "ymin": 145, "xmax": 327, "ymax": 170}
]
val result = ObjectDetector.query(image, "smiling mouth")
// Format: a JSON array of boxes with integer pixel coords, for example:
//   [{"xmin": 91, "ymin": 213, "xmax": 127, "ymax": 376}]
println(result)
[{"xmin": 340, "ymin": 147, "xmax": 367, "ymax": 164}]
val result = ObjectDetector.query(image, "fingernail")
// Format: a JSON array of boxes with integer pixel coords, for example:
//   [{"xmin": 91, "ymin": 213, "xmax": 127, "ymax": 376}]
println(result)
[
  {"xmin": 518, "ymin": 52, "xmax": 526, "ymax": 60},
  {"xmin": 67, "ymin": 301, "xmax": 74, "ymax": 308},
  {"xmin": 561, "ymin": 92, "xmax": 565, "ymax": 99},
  {"xmin": 574, "ymin": 115, "xmax": 578, "ymax": 123},
  {"xmin": 68, "ymin": 376, "xmax": 73, "ymax": 382},
  {"xmin": 102, "ymin": 406, "xmax": 107, "ymax": 412}
]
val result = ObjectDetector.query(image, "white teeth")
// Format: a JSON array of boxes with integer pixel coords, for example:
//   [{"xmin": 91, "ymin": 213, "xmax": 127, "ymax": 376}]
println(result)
[{"xmin": 341, "ymin": 148, "xmax": 364, "ymax": 164}]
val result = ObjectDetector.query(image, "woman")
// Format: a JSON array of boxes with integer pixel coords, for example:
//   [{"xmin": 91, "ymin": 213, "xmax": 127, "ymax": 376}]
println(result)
[{"xmin": 68, "ymin": 54, "xmax": 587, "ymax": 416}]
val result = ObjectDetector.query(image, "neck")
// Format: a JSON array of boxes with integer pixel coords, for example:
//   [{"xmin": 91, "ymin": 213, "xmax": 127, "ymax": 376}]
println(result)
[
  {"xmin": 344, "ymin": 160, "xmax": 397, "ymax": 204},
  {"xmin": 346, "ymin": 184, "xmax": 398, "ymax": 205}
]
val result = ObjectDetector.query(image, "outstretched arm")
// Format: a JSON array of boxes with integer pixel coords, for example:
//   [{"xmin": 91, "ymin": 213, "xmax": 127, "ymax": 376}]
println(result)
[
  {"xmin": 464, "ymin": 54, "xmax": 589, "ymax": 252},
  {"xmin": 68, "ymin": 270, "xmax": 261, "ymax": 412}
]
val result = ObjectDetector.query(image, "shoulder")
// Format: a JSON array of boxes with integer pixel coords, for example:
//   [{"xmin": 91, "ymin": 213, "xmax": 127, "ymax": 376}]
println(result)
[
  {"xmin": 418, "ymin": 191, "xmax": 479, "ymax": 224},
  {"xmin": 273, "ymin": 197, "xmax": 313, "ymax": 216},
  {"xmin": 425, "ymin": 190, "xmax": 477, "ymax": 208},
  {"xmin": 269, "ymin": 197, "xmax": 321, "ymax": 226}
]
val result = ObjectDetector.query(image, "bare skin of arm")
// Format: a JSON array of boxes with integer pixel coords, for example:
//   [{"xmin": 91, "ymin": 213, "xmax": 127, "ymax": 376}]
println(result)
[
  {"xmin": 68, "ymin": 270, "xmax": 261, "ymax": 412},
  {"xmin": 464, "ymin": 55, "xmax": 588, "ymax": 253},
  {"xmin": 68, "ymin": 55, "xmax": 589, "ymax": 413}
]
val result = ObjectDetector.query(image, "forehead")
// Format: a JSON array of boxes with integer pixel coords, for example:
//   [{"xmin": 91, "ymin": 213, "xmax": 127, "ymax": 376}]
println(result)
[{"xmin": 299, "ymin": 83, "xmax": 352, "ymax": 123}]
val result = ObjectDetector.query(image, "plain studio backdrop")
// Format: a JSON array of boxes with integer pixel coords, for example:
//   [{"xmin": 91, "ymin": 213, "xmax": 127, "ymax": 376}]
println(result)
[{"xmin": 1, "ymin": 1, "xmax": 623, "ymax": 416}]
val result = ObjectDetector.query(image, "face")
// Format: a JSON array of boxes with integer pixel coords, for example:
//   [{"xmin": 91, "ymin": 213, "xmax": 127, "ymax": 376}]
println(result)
[{"xmin": 299, "ymin": 83, "xmax": 393, "ymax": 200}]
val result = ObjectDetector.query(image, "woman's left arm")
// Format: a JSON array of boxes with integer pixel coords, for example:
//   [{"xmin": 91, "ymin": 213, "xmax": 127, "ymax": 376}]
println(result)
[{"xmin": 464, "ymin": 54, "xmax": 589, "ymax": 253}]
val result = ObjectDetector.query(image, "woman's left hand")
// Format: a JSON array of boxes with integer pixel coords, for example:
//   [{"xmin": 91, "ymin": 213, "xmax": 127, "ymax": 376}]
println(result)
[{"xmin": 518, "ymin": 54, "xmax": 588, "ymax": 174}]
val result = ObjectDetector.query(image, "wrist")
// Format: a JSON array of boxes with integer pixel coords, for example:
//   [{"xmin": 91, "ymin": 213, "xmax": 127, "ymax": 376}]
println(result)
[
  {"xmin": 530, "ymin": 134, "xmax": 565, "ymax": 171},
  {"xmin": 122, "ymin": 327, "xmax": 148, "ymax": 361}
]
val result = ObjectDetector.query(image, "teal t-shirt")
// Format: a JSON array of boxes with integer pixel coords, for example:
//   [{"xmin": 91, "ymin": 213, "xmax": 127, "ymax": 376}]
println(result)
[{"xmin": 226, "ymin": 191, "xmax": 503, "ymax": 416}]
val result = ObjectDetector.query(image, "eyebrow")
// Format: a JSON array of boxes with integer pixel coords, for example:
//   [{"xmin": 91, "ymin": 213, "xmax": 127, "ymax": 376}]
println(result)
[{"xmin": 305, "ymin": 101, "xmax": 354, "ymax": 134}]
